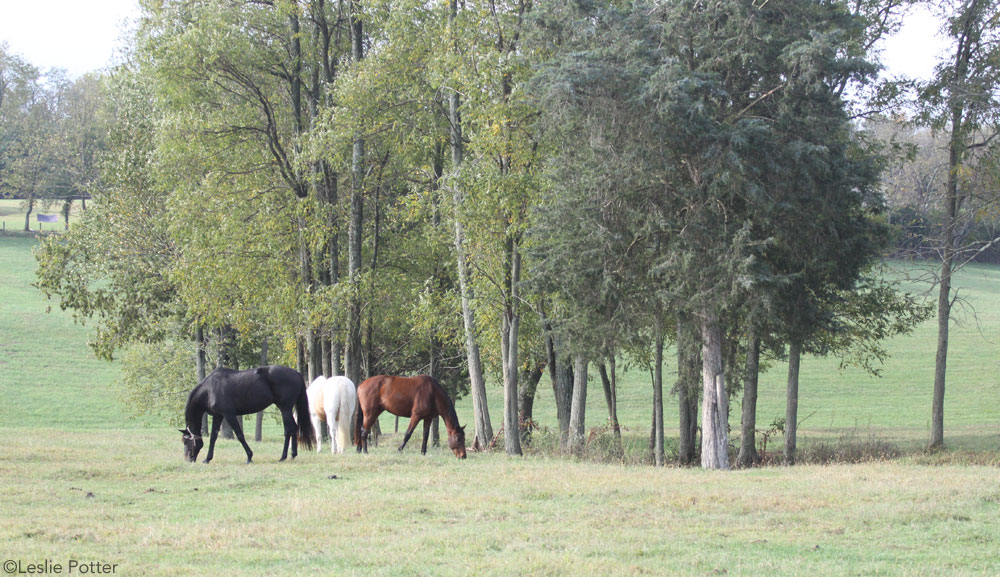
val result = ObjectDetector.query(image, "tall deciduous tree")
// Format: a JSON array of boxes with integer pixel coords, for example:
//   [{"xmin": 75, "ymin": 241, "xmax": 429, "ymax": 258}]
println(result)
[{"xmin": 916, "ymin": 0, "xmax": 1000, "ymax": 450}]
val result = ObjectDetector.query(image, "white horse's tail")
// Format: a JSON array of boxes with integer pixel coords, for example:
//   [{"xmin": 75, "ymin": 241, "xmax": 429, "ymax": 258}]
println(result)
[{"xmin": 333, "ymin": 377, "xmax": 357, "ymax": 453}]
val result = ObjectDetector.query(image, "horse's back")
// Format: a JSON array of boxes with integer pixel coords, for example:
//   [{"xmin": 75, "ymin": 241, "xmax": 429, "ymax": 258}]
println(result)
[
  {"xmin": 358, "ymin": 374, "xmax": 436, "ymax": 418},
  {"xmin": 201, "ymin": 365, "xmax": 305, "ymax": 415}
]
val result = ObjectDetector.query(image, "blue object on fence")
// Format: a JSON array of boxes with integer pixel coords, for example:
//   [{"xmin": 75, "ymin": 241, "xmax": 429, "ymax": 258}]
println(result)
[{"xmin": 36, "ymin": 214, "xmax": 58, "ymax": 223}]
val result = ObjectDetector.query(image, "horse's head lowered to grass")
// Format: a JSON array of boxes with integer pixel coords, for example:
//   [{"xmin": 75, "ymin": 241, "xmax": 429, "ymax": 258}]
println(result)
[
  {"xmin": 180, "ymin": 428, "xmax": 203, "ymax": 462},
  {"xmin": 448, "ymin": 424, "xmax": 467, "ymax": 459}
]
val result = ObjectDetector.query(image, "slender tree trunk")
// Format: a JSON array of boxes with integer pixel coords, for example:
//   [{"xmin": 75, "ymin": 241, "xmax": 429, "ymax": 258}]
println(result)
[
  {"xmin": 321, "ymin": 338, "xmax": 331, "ymax": 377},
  {"xmin": 597, "ymin": 360, "xmax": 622, "ymax": 456},
  {"xmin": 196, "ymin": 325, "xmax": 208, "ymax": 434},
  {"xmin": 429, "ymin": 344, "xmax": 440, "ymax": 447},
  {"xmin": 932, "ymin": 105, "xmax": 966, "ymax": 449},
  {"xmin": 784, "ymin": 338, "xmax": 802, "ymax": 465},
  {"xmin": 518, "ymin": 363, "xmax": 542, "ymax": 447},
  {"xmin": 931, "ymin": 260, "xmax": 951, "ymax": 450},
  {"xmin": 677, "ymin": 315, "xmax": 700, "ymax": 465},
  {"xmin": 568, "ymin": 355, "xmax": 588, "ymax": 455},
  {"xmin": 62, "ymin": 200, "xmax": 71, "ymax": 230},
  {"xmin": 345, "ymin": 1, "xmax": 365, "ymax": 387},
  {"xmin": 23, "ymin": 196, "xmax": 34, "ymax": 232},
  {"xmin": 448, "ymin": 0, "xmax": 492, "ymax": 449},
  {"xmin": 502, "ymin": 238, "xmax": 522, "ymax": 456},
  {"xmin": 737, "ymin": 329, "xmax": 760, "ymax": 467},
  {"xmin": 652, "ymin": 324, "xmax": 665, "ymax": 466},
  {"xmin": 363, "ymin": 176, "xmax": 384, "ymax": 380},
  {"xmin": 542, "ymin": 312, "xmax": 572, "ymax": 446},
  {"xmin": 256, "ymin": 338, "xmax": 268, "ymax": 442},
  {"xmin": 700, "ymin": 312, "xmax": 730, "ymax": 470},
  {"xmin": 217, "ymin": 326, "xmax": 239, "ymax": 440}
]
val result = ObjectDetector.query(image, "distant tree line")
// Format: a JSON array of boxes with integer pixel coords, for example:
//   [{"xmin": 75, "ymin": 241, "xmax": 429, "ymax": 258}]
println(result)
[
  {"xmin": 30, "ymin": 0, "xmax": 1000, "ymax": 467},
  {"xmin": 0, "ymin": 45, "xmax": 106, "ymax": 229}
]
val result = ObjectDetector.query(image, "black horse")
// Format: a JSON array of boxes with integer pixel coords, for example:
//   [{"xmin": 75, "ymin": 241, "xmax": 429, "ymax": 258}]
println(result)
[{"xmin": 180, "ymin": 365, "xmax": 315, "ymax": 463}]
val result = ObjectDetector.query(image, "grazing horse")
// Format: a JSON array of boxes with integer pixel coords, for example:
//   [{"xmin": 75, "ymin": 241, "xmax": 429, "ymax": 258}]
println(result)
[
  {"xmin": 307, "ymin": 375, "xmax": 357, "ymax": 454},
  {"xmin": 180, "ymin": 365, "xmax": 315, "ymax": 463},
  {"xmin": 355, "ymin": 375, "xmax": 466, "ymax": 459}
]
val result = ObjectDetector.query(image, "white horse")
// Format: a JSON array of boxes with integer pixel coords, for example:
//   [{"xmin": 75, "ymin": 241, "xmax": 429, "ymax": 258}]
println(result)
[{"xmin": 307, "ymin": 375, "xmax": 357, "ymax": 454}]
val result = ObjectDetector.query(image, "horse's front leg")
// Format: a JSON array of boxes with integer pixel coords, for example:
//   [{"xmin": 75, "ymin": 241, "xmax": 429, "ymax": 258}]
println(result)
[
  {"xmin": 204, "ymin": 415, "xmax": 223, "ymax": 463},
  {"xmin": 359, "ymin": 426, "xmax": 370, "ymax": 453},
  {"xmin": 224, "ymin": 413, "xmax": 253, "ymax": 463},
  {"xmin": 420, "ymin": 419, "xmax": 432, "ymax": 455}
]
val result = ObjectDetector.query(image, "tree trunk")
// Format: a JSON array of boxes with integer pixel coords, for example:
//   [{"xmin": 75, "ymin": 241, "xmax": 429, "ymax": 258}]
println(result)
[
  {"xmin": 736, "ymin": 329, "xmax": 760, "ymax": 467},
  {"xmin": 651, "ymin": 323, "xmax": 665, "ymax": 466},
  {"xmin": 322, "ymin": 163, "xmax": 341, "ymax": 378},
  {"xmin": 345, "ymin": 1, "xmax": 365, "ymax": 387},
  {"xmin": 256, "ymin": 338, "xmax": 268, "ymax": 442},
  {"xmin": 568, "ymin": 355, "xmax": 588, "ymax": 455},
  {"xmin": 217, "ymin": 326, "xmax": 239, "ymax": 440},
  {"xmin": 23, "ymin": 196, "xmax": 34, "ymax": 232},
  {"xmin": 784, "ymin": 338, "xmax": 802, "ymax": 465},
  {"xmin": 700, "ymin": 312, "xmax": 730, "ymax": 470},
  {"xmin": 677, "ymin": 315, "xmax": 700, "ymax": 466},
  {"xmin": 502, "ymin": 238, "xmax": 522, "ymax": 456},
  {"xmin": 448, "ymin": 0, "xmax": 492, "ymax": 450},
  {"xmin": 517, "ymin": 363, "xmax": 542, "ymax": 447},
  {"xmin": 62, "ymin": 200, "xmax": 71, "ymax": 230},
  {"xmin": 321, "ymin": 338, "xmax": 331, "ymax": 378},
  {"xmin": 598, "ymin": 360, "xmax": 623, "ymax": 457},
  {"xmin": 931, "ymin": 102, "xmax": 966, "ymax": 449},
  {"xmin": 542, "ymin": 312, "xmax": 572, "ymax": 446},
  {"xmin": 429, "ymin": 345, "xmax": 441, "ymax": 447},
  {"xmin": 196, "ymin": 325, "xmax": 208, "ymax": 434}
]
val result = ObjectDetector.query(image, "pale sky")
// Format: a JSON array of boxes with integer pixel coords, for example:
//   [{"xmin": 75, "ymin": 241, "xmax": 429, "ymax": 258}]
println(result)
[
  {"xmin": 0, "ymin": 0, "xmax": 140, "ymax": 78},
  {"xmin": 0, "ymin": 1, "xmax": 949, "ymax": 81},
  {"xmin": 878, "ymin": 5, "xmax": 950, "ymax": 81}
]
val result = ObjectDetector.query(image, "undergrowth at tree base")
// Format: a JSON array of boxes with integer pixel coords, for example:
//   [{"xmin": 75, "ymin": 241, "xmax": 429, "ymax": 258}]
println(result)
[{"xmin": 492, "ymin": 423, "xmax": 1000, "ymax": 468}]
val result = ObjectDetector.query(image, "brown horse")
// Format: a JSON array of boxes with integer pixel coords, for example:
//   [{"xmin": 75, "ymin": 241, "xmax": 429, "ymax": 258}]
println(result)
[{"xmin": 355, "ymin": 375, "xmax": 466, "ymax": 459}]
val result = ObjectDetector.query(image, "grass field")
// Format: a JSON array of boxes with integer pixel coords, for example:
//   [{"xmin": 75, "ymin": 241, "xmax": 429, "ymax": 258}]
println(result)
[
  {"xmin": 2, "ymin": 223, "xmax": 1000, "ymax": 576},
  {"xmin": 0, "ymin": 198, "xmax": 80, "ymax": 235}
]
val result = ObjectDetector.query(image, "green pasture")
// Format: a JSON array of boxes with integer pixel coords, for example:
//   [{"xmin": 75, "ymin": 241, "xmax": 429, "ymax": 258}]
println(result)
[
  {"xmin": 2, "ymin": 430, "xmax": 999, "ymax": 577},
  {"xmin": 3, "ymin": 229, "xmax": 1000, "ymax": 576},
  {"xmin": 0, "ymin": 198, "xmax": 80, "ymax": 234}
]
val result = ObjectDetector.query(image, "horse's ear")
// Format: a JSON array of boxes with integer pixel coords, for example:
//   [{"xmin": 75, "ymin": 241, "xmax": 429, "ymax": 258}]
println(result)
[
  {"xmin": 461, "ymin": 425, "xmax": 466, "ymax": 431},
  {"xmin": 179, "ymin": 429, "xmax": 188, "ymax": 435}
]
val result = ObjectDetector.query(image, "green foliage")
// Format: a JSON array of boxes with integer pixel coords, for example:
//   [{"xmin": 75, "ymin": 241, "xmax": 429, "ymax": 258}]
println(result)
[
  {"xmin": 34, "ymin": 68, "xmax": 179, "ymax": 361},
  {"xmin": 118, "ymin": 338, "xmax": 197, "ymax": 427}
]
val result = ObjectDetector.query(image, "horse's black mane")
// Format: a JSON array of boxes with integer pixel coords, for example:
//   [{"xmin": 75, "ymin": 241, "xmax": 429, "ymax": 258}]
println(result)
[{"xmin": 428, "ymin": 375, "xmax": 460, "ymax": 428}]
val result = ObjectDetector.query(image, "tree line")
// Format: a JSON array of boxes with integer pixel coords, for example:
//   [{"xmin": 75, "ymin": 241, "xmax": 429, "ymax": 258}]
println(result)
[
  {"xmin": 28, "ymin": 0, "xmax": 1000, "ymax": 468},
  {"xmin": 0, "ymin": 46, "xmax": 105, "ymax": 229}
]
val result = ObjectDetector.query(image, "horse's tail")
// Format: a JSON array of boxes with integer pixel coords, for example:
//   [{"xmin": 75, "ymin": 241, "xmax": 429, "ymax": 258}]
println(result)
[
  {"xmin": 337, "ymin": 379, "xmax": 357, "ymax": 451},
  {"xmin": 354, "ymin": 388, "xmax": 363, "ymax": 449},
  {"xmin": 295, "ymin": 383, "xmax": 316, "ymax": 451}
]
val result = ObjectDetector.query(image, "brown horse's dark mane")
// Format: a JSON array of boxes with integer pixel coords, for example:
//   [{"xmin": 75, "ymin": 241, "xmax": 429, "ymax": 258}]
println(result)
[{"xmin": 428, "ymin": 375, "xmax": 461, "ymax": 431}]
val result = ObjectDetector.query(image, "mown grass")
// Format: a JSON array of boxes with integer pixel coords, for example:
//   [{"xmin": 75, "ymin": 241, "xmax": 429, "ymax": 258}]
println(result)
[
  {"xmin": 0, "ymin": 235, "xmax": 128, "ymax": 429},
  {"xmin": 1, "ymin": 429, "xmax": 999, "ymax": 577},
  {"xmin": 3, "ymin": 215, "xmax": 1000, "ymax": 575}
]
